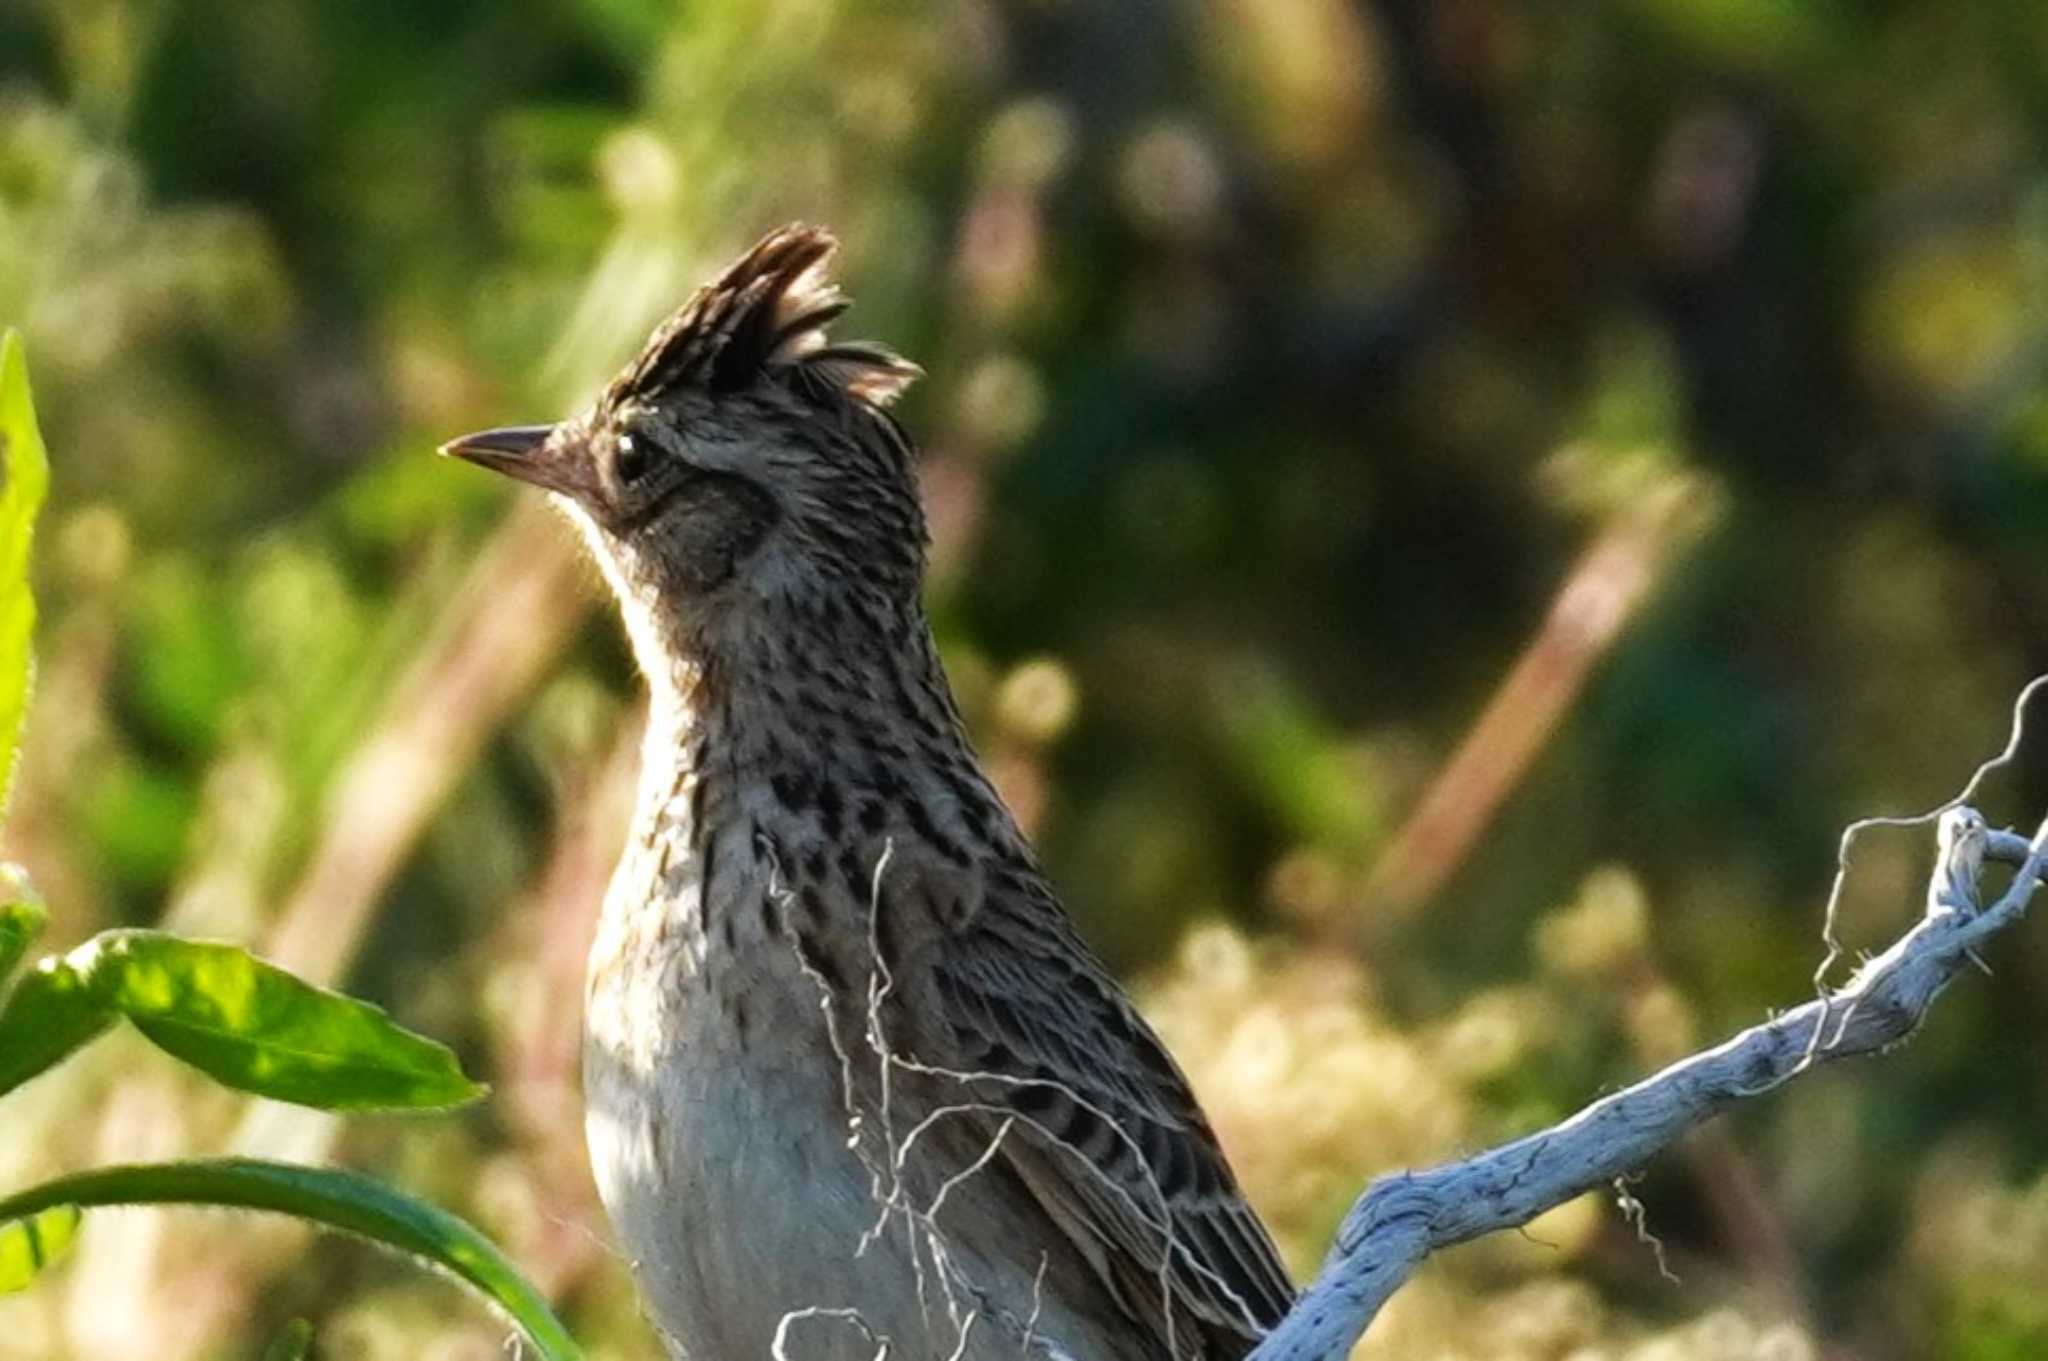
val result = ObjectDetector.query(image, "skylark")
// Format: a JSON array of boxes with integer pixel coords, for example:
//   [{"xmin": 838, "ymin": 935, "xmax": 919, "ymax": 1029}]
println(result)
[{"xmin": 444, "ymin": 226, "xmax": 1294, "ymax": 1359}]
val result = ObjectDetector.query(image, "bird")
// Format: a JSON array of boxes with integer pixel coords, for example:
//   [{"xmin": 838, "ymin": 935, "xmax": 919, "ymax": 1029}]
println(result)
[{"xmin": 441, "ymin": 225, "xmax": 1295, "ymax": 1360}]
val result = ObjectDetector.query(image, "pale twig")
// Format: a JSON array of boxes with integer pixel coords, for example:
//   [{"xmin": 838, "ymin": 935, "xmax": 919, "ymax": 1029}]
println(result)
[
  {"xmin": 1798, "ymin": 674, "xmax": 2048, "ymax": 1073},
  {"xmin": 1611, "ymin": 1175, "xmax": 1677, "ymax": 1285},
  {"xmin": 772, "ymin": 1306, "xmax": 890, "ymax": 1361},
  {"xmin": 1819, "ymin": 678, "xmax": 2047, "ymax": 962},
  {"xmin": 1022, "ymin": 1253, "xmax": 1050, "ymax": 1358},
  {"xmin": 1250, "ymin": 768, "xmax": 2043, "ymax": 1361},
  {"xmin": 866, "ymin": 1053, "xmax": 1201, "ymax": 1355},
  {"xmin": 923, "ymin": 1117, "xmax": 1017, "ymax": 1223},
  {"xmin": 857, "ymin": 840, "xmax": 905, "ymax": 1256},
  {"xmin": 781, "ymin": 842, "xmax": 982, "ymax": 1355}
]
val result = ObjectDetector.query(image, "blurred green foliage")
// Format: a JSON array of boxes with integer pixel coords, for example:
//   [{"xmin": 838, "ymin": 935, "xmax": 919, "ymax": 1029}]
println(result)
[
  {"xmin": 0, "ymin": 339, "xmax": 572, "ymax": 1353},
  {"xmin": 4, "ymin": 0, "xmax": 2048, "ymax": 1357},
  {"xmin": 0, "ymin": 333, "xmax": 46, "ymax": 817}
]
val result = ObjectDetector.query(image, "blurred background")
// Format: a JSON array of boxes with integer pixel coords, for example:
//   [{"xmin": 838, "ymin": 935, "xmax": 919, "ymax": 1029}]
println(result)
[{"xmin": 3, "ymin": 0, "xmax": 2048, "ymax": 1357}]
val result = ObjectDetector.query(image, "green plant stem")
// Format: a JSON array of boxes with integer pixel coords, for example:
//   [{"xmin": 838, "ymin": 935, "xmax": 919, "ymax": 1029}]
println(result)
[{"xmin": 0, "ymin": 1159, "xmax": 582, "ymax": 1360}]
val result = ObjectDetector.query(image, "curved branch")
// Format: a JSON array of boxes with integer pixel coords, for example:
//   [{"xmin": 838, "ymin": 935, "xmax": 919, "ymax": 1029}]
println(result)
[{"xmin": 1251, "ymin": 804, "xmax": 2046, "ymax": 1361}]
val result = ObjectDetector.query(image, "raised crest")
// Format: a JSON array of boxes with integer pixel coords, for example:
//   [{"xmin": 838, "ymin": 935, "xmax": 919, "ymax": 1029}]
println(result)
[{"xmin": 608, "ymin": 224, "xmax": 921, "ymax": 412}]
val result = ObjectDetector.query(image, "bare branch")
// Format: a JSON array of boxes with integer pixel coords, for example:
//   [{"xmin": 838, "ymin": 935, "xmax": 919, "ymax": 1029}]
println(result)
[
  {"xmin": 1251, "ymin": 718, "xmax": 2047, "ymax": 1361},
  {"xmin": 1809, "ymin": 674, "xmax": 2048, "ymax": 999}
]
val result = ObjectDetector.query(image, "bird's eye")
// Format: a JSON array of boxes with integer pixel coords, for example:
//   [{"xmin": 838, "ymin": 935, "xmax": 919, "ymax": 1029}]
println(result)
[{"xmin": 613, "ymin": 433, "xmax": 653, "ymax": 485}]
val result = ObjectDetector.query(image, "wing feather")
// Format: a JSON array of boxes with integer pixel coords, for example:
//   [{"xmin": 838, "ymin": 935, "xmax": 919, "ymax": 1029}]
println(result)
[{"xmin": 897, "ymin": 880, "xmax": 1294, "ymax": 1358}]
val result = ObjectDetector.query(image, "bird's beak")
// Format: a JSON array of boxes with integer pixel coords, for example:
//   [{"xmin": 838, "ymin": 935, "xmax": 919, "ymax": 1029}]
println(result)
[{"xmin": 439, "ymin": 423, "xmax": 584, "ymax": 496}]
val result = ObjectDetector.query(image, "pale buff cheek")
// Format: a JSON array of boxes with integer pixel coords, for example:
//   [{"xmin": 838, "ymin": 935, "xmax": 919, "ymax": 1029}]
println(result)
[{"xmin": 554, "ymin": 493, "xmax": 670, "ymax": 682}]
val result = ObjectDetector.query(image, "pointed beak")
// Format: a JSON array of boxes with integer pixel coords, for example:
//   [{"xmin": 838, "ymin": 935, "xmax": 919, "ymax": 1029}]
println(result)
[{"xmin": 438, "ymin": 424, "xmax": 583, "ymax": 496}]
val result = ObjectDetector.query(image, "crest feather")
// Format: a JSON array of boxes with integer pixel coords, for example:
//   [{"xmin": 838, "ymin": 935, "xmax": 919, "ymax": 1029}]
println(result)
[{"xmin": 609, "ymin": 224, "xmax": 921, "ymax": 410}]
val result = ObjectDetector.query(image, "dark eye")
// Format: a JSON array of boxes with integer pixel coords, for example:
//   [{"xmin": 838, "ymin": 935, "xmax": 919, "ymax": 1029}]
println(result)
[{"xmin": 613, "ymin": 433, "xmax": 653, "ymax": 485}]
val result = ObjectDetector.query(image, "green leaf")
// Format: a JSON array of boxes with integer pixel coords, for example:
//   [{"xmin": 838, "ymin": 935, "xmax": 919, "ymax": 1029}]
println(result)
[
  {"xmin": 0, "ymin": 331, "xmax": 50, "ymax": 818},
  {"xmin": 70, "ymin": 930, "xmax": 485, "ymax": 1110},
  {"xmin": 0, "ymin": 958, "xmax": 117, "ymax": 1096},
  {"xmin": 0, "ymin": 1204, "xmax": 79, "ymax": 1293},
  {"xmin": 260, "ymin": 1318, "xmax": 315, "ymax": 1361},
  {"xmin": 0, "ymin": 1160, "xmax": 580, "ymax": 1360},
  {"xmin": 0, "ymin": 866, "xmax": 45, "ymax": 995}
]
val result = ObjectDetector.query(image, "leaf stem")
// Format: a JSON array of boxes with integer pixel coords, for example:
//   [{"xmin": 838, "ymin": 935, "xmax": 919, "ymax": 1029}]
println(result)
[{"xmin": 0, "ymin": 1159, "xmax": 582, "ymax": 1360}]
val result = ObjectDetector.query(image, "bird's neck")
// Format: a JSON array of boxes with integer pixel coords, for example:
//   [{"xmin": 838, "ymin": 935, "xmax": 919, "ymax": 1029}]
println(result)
[{"xmin": 632, "ymin": 587, "xmax": 989, "ymax": 860}]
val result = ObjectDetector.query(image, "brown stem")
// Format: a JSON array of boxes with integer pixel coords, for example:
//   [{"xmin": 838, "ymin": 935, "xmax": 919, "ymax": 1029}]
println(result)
[
  {"xmin": 263, "ymin": 499, "xmax": 591, "ymax": 983},
  {"xmin": 1359, "ymin": 478, "xmax": 1715, "ymax": 919}
]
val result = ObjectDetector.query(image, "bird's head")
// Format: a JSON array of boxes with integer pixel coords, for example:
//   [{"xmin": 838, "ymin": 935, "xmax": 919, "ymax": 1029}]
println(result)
[{"xmin": 442, "ymin": 226, "xmax": 925, "ymax": 666}]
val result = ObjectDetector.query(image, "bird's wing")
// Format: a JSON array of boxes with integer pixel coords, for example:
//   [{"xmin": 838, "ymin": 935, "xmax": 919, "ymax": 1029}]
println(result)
[{"xmin": 894, "ymin": 868, "xmax": 1295, "ymax": 1358}]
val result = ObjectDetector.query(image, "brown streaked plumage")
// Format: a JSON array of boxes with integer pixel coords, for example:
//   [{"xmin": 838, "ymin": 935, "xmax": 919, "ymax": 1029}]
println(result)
[{"xmin": 443, "ymin": 225, "xmax": 1294, "ymax": 1360}]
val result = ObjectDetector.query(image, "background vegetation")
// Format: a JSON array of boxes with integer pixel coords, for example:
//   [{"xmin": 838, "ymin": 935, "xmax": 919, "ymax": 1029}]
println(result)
[{"xmin": 4, "ymin": 1, "xmax": 2048, "ymax": 1357}]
